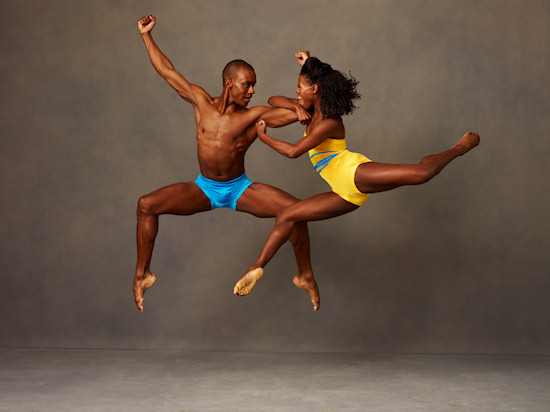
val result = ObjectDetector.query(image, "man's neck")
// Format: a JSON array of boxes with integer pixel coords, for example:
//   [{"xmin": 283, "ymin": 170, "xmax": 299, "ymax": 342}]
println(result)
[{"xmin": 215, "ymin": 95, "xmax": 243, "ymax": 115}]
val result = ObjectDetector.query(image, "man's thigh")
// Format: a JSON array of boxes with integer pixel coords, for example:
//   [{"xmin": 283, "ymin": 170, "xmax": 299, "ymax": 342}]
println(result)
[
  {"xmin": 141, "ymin": 182, "xmax": 211, "ymax": 215},
  {"xmin": 236, "ymin": 182, "xmax": 299, "ymax": 218}
]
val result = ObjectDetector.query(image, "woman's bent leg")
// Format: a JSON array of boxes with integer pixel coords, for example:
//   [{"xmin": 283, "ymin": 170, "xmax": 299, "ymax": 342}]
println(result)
[{"xmin": 234, "ymin": 192, "xmax": 357, "ymax": 303}]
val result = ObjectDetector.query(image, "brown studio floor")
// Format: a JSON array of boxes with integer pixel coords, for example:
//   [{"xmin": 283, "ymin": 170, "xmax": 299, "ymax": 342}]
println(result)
[{"xmin": 1, "ymin": 348, "xmax": 549, "ymax": 411}]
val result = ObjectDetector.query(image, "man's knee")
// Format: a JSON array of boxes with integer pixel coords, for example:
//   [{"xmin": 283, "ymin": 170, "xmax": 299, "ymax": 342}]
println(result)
[{"xmin": 137, "ymin": 194, "xmax": 155, "ymax": 215}]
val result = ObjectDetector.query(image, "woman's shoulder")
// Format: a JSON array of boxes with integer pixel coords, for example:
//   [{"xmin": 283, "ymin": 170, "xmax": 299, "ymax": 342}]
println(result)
[{"xmin": 308, "ymin": 116, "xmax": 344, "ymax": 137}]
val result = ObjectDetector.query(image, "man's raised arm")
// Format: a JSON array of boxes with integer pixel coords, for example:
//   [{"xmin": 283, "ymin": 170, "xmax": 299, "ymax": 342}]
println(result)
[
  {"xmin": 138, "ymin": 15, "xmax": 196, "ymax": 104},
  {"xmin": 267, "ymin": 96, "xmax": 311, "ymax": 125}
]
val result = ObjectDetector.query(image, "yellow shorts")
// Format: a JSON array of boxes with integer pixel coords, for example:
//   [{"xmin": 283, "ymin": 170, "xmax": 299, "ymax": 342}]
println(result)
[{"xmin": 318, "ymin": 150, "xmax": 371, "ymax": 206}]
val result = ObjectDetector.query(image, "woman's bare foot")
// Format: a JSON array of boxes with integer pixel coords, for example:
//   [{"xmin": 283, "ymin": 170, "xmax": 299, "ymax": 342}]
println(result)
[
  {"xmin": 453, "ymin": 132, "xmax": 480, "ymax": 155},
  {"xmin": 233, "ymin": 268, "xmax": 264, "ymax": 296},
  {"xmin": 133, "ymin": 272, "xmax": 157, "ymax": 312},
  {"xmin": 293, "ymin": 275, "xmax": 320, "ymax": 312}
]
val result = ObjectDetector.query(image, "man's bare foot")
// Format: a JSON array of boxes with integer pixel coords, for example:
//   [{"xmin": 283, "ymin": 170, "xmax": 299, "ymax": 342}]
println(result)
[
  {"xmin": 453, "ymin": 132, "xmax": 480, "ymax": 155},
  {"xmin": 293, "ymin": 275, "xmax": 320, "ymax": 312},
  {"xmin": 233, "ymin": 268, "xmax": 264, "ymax": 296},
  {"xmin": 133, "ymin": 272, "xmax": 157, "ymax": 312}
]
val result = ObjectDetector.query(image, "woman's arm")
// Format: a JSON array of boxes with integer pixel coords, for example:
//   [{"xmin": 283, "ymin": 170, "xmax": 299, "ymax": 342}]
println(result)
[{"xmin": 255, "ymin": 119, "xmax": 336, "ymax": 159}]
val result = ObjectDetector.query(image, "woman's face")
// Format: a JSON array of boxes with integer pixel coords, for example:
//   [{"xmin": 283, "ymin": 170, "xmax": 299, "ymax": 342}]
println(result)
[{"xmin": 296, "ymin": 74, "xmax": 317, "ymax": 110}]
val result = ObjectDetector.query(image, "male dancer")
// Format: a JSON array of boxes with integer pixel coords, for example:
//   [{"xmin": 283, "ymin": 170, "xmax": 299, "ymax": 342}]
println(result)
[{"xmin": 134, "ymin": 15, "xmax": 320, "ymax": 312}]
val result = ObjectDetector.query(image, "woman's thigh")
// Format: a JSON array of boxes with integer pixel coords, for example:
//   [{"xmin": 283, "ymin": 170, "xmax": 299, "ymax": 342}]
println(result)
[
  {"xmin": 279, "ymin": 192, "xmax": 358, "ymax": 223},
  {"xmin": 354, "ymin": 161, "xmax": 427, "ymax": 193}
]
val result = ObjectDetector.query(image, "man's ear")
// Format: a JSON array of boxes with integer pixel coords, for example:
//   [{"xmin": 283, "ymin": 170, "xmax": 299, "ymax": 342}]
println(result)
[{"xmin": 225, "ymin": 77, "xmax": 233, "ymax": 88}]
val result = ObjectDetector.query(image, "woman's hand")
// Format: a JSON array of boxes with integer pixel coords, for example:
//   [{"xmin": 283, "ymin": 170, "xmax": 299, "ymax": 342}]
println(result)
[
  {"xmin": 255, "ymin": 119, "xmax": 267, "ymax": 136},
  {"xmin": 295, "ymin": 104, "xmax": 311, "ymax": 125},
  {"xmin": 295, "ymin": 50, "xmax": 310, "ymax": 66}
]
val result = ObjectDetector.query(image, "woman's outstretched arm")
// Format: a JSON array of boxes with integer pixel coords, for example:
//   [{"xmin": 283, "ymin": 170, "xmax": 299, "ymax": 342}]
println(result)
[{"xmin": 254, "ymin": 118, "xmax": 336, "ymax": 158}]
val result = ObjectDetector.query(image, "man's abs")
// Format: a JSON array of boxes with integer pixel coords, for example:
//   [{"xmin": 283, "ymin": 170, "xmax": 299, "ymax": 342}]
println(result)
[{"xmin": 197, "ymin": 144, "xmax": 248, "ymax": 181}]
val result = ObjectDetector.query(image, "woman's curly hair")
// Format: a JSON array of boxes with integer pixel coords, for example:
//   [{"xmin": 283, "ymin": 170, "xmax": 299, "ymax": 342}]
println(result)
[{"xmin": 300, "ymin": 57, "xmax": 360, "ymax": 119}]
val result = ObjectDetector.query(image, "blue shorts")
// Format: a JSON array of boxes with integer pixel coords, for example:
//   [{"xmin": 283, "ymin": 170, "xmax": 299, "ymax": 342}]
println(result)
[{"xmin": 194, "ymin": 173, "xmax": 253, "ymax": 210}]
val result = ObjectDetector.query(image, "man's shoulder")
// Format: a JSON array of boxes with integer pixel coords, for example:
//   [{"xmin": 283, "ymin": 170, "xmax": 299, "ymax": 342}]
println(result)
[{"xmin": 192, "ymin": 85, "xmax": 214, "ymax": 101}]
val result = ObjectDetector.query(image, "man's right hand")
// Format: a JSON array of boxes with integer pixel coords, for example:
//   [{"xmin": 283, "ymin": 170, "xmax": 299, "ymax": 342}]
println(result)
[
  {"xmin": 138, "ymin": 15, "xmax": 156, "ymax": 35},
  {"xmin": 295, "ymin": 50, "xmax": 310, "ymax": 66}
]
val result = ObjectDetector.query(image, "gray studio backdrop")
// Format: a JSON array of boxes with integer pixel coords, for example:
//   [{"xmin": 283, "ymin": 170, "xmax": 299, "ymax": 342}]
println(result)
[{"xmin": 1, "ymin": 0, "xmax": 548, "ymax": 354}]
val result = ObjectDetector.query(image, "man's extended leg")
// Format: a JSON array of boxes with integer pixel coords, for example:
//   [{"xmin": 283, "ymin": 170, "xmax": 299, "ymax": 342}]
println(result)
[
  {"xmin": 235, "ymin": 183, "xmax": 320, "ymax": 311},
  {"xmin": 134, "ymin": 182, "xmax": 211, "ymax": 311}
]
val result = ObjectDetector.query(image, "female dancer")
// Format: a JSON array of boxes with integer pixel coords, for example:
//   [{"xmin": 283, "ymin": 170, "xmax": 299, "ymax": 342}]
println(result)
[{"xmin": 234, "ymin": 52, "xmax": 479, "ymax": 311}]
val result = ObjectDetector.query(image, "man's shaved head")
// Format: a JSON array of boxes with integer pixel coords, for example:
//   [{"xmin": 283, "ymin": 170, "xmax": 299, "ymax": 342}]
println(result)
[{"xmin": 222, "ymin": 59, "xmax": 255, "ymax": 83}]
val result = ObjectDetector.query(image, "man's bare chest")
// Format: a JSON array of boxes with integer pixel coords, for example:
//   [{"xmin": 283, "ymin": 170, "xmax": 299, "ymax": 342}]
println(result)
[{"xmin": 198, "ymin": 114, "xmax": 252, "ymax": 148}]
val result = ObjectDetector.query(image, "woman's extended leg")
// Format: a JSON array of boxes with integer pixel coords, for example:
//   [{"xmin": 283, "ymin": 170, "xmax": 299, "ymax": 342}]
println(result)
[
  {"xmin": 233, "ymin": 132, "xmax": 479, "ymax": 302},
  {"xmin": 355, "ymin": 132, "xmax": 480, "ymax": 193},
  {"xmin": 233, "ymin": 192, "xmax": 357, "ymax": 303}
]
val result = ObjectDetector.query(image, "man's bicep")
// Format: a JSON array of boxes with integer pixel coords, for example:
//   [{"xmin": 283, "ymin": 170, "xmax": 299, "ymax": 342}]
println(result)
[
  {"xmin": 260, "ymin": 108, "xmax": 298, "ymax": 128},
  {"xmin": 163, "ymin": 69, "xmax": 196, "ymax": 102},
  {"xmin": 249, "ymin": 106, "xmax": 272, "ymax": 119}
]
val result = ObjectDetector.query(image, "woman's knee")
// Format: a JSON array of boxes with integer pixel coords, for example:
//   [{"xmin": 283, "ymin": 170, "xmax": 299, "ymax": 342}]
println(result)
[
  {"xmin": 411, "ymin": 164, "xmax": 437, "ymax": 184},
  {"xmin": 275, "ymin": 207, "xmax": 298, "ymax": 224}
]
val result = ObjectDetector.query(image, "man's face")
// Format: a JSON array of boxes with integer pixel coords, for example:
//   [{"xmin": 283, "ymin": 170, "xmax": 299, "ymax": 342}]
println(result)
[{"xmin": 229, "ymin": 68, "xmax": 256, "ymax": 107}]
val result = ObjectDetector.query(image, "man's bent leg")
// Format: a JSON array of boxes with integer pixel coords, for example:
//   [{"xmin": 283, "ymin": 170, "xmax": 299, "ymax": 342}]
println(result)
[
  {"xmin": 134, "ymin": 182, "xmax": 211, "ymax": 311},
  {"xmin": 235, "ymin": 183, "xmax": 319, "ymax": 311}
]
